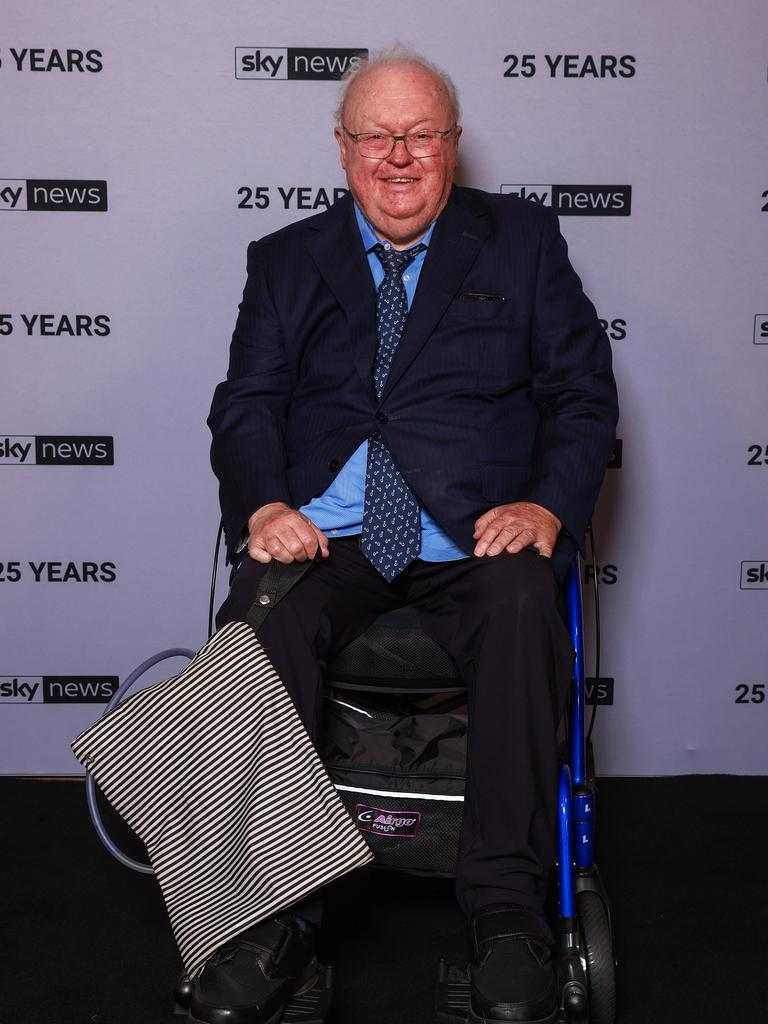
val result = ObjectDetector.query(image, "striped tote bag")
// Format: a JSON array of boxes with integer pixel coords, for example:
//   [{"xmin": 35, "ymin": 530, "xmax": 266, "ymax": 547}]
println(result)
[{"xmin": 71, "ymin": 560, "xmax": 372, "ymax": 979}]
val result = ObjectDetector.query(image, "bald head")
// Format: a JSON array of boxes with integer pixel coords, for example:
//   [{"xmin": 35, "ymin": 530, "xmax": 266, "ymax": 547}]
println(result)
[{"xmin": 335, "ymin": 49, "xmax": 460, "ymax": 127}]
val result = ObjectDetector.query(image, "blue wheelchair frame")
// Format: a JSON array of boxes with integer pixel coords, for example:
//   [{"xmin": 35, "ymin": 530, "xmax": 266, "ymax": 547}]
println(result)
[
  {"xmin": 550, "ymin": 558, "xmax": 614, "ymax": 1020},
  {"xmin": 558, "ymin": 559, "xmax": 592, "ymax": 932},
  {"xmin": 560, "ymin": 557, "xmax": 612, "ymax": 902}
]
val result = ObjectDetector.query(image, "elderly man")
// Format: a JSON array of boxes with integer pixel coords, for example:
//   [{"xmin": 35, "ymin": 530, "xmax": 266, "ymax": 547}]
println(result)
[{"xmin": 202, "ymin": 49, "xmax": 617, "ymax": 1024}]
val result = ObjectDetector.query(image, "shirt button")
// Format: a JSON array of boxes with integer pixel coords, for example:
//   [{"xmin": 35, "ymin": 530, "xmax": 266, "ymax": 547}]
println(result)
[
  {"xmin": 331, "ymin": 529, "xmax": 339, "ymax": 535},
  {"xmin": 327, "ymin": 458, "xmax": 340, "ymax": 472},
  {"xmin": 375, "ymin": 412, "xmax": 388, "ymax": 424},
  {"xmin": 403, "ymin": 274, "xmax": 410, "ymax": 281}
]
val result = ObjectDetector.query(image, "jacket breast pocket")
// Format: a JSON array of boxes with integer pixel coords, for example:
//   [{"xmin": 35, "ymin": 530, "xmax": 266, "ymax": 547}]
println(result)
[
  {"xmin": 480, "ymin": 463, "xmax": 529, "ymax": 503},
  {"xmin": 443, "ymin": 296, "xmax": 509, "ymax": 321}
]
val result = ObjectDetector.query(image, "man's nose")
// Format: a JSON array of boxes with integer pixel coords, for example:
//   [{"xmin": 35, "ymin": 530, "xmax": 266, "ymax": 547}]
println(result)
[{"xmin": 387, "ymin": 139, "xmax": 414, "ymax": 167}]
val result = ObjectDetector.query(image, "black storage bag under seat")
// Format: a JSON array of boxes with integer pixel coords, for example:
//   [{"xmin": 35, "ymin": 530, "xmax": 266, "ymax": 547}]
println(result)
[{"xmin": 320, "ymin": 698, "xmax": 467, "ymax": 877}]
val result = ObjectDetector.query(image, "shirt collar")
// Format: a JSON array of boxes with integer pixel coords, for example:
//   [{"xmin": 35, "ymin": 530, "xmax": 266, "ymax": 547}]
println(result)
[{"xmin": 354, "ymin": 203, "xmax": 435, "ymax": 253}]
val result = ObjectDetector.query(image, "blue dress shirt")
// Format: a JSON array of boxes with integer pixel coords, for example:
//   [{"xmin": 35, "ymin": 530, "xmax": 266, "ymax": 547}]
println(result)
[{"xmin": 298, "ymin": 205, "xmax": 468, "ymax": 561}]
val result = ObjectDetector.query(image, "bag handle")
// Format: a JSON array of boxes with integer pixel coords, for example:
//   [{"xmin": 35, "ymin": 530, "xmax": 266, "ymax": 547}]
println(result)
[{"xmin": 245, "ymin": 554, "xmax": 319, "ymax": 631}]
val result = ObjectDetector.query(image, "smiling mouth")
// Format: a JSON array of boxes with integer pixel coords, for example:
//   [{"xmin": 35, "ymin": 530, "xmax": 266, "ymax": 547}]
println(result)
[{"xmin": 382, "ymin": 177, "xmax": 419, "ymax": 183}]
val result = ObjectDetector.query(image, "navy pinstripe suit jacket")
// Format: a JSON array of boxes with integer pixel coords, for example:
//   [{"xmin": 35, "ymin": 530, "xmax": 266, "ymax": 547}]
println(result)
[{"xmin": 208, "ymin": 187, "xmax": 619, "ymax": 572}]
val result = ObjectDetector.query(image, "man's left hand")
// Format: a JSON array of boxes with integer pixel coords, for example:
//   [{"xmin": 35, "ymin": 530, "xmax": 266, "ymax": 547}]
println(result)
[{"xmin": 473, "ymin": 502, "xmax": 562, "ymax": 558}]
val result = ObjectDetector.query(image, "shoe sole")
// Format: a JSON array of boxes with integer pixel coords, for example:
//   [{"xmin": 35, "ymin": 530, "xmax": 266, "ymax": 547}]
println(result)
[{"xmin": 188, "ymin": 958, "xmax": 319, "ymax": 1024}]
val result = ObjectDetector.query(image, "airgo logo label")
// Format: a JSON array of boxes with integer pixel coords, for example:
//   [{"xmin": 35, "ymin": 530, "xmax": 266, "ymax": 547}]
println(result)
[
  {"xmin": 355, "ymin": 804, "xmax": 421, "ymax": 837},
  {"xmin": 236, "ymin": 47, "xmax": 367, "ymax": 80},
  {"xmin": 740, "ymin": 562, "xmax": 768, "ymax": 589},
  {"xmin": 0, "ymin": 676, "xmax": 118, "ymax": 704},
  {"xmin": 754, "ymin": 315, "xmax": 768, "ymax": 345},
  {"xmin": 500, "ymin": 183, "xmax": 631, "ymax": 216},
  {"xmin": 0, "ymin": 436, "xmax": 113, "ymax": 465},
  {"xmin": 0, "ymin": 179, "xmax": 107, "ymax": 211}
]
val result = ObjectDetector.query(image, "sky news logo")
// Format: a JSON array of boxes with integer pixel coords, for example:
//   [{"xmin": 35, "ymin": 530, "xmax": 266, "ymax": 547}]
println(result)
[
  {"xmin": 0, "ymin": 676, "xmax": 118, "ymax": 704},
  {"xmin": 236, "ymin": 47, "xmax": 367, "ymax": 80},
  {"xmin": 0, "ymin": 179, "xmax": 107, "ymax": 211},
  {"xmin": 500, "ymin": 183, "xmax": 631, "ymax": 216},
  {"xmin": 586, "ymin": 677, "xmax": 614, "ymax": 706},
  {"xmin": 754, "ymin": 315, "xmax": 768, "ymax": 345},
  {"xmin": 0, "ymin": 436, "xmax": 114, "ymax": 465},
  {"xmin": 740, "ymin": 562, "xmax": 768, "ymax": 589}
]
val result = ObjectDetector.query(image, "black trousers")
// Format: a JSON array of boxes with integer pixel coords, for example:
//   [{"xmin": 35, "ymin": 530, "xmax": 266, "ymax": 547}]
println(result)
[{"xmin": 216, "ymin": 538, "xmax": 573, "ymax": 921}]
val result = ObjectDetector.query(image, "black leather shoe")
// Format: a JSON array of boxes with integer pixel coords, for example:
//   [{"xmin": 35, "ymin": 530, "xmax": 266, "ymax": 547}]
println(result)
[
  {"xmin": 467, "ymin": 904, "xmax": 558, "ymax": 1024},
  {"xmin": 187, "ymin": 913, "xmax": 318, "ymax": 1024}
]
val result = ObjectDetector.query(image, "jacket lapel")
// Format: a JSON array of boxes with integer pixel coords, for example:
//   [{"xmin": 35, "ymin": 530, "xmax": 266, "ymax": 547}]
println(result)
[
  {"xmin": 305, "ymin": 195, "xmax": 379, "ymax": 400},
  {"xmin": 304, "ymin": 189, "xmax": 490, "ymax": 404},
  {"xmin": 381, "ymin": 191, "xmax": 490, "ymax": 402}
]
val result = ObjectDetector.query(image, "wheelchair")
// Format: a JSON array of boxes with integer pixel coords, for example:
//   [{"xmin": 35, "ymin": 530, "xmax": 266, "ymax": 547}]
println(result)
[
  {"xmin": 87, "ymin": 541, "xmax": 616, "ymax": 1024},
  {"xmin": 319, "ymin": 554, "xmax": 617, "ymax": 1024}
]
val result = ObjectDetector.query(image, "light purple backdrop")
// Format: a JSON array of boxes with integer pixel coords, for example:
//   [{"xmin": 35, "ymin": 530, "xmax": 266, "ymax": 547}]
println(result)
[{"xmin": 2, "ymin": 0, "xmax": 766, "ymax": 774}]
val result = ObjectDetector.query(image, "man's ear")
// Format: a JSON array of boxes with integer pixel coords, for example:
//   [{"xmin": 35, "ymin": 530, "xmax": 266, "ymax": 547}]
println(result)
[{"xmin": 334, "ymin": 126, "xmax": 348, "ymax": 171}]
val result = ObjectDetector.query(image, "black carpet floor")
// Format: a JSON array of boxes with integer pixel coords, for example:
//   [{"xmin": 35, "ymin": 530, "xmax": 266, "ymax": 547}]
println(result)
[{"xmin": 1, "ymin": 776, "xmax": 766, "ymax": 1024}]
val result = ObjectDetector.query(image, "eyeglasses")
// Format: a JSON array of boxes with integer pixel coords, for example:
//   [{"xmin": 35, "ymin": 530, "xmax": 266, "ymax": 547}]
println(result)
[{"xmin": 342, "ymin": 125, "xmax": 456, "ymax": 159}]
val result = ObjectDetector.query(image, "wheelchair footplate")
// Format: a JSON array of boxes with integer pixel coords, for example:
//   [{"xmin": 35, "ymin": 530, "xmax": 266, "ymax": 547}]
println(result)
[
  {"xmin": 173, "ymin": 964, "xmax": 334, "ymax": 1024},
  {"xmin": 436, "ymin": 953, "xmax": 587, "ymax": 1024}
]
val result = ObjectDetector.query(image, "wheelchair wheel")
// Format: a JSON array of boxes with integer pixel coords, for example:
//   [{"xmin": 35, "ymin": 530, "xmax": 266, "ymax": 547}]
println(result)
[{"xmin": 576, "ymin": 890, "xmax": 616, "ymax": 1024}]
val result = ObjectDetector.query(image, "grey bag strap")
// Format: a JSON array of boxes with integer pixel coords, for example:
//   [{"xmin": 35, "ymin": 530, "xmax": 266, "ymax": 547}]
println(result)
[{"xmin": 245, "ymin": 554, "xmax": 319, "ymax": 632}]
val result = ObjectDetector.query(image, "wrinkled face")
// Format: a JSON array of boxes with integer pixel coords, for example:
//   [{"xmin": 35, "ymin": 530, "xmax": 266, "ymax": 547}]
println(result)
[{"xmin": 335, "ymin": 62, "xmax": 461, "ymax": 249}]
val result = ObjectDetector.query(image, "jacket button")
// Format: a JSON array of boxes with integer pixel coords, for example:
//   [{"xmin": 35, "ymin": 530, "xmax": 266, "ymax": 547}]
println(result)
[
  {"xmin": 327, "ymin": 458, "xmax": 340, "ymax": 472},
  {"xmin": 375, "ymin": 411, "xmax": 388, "ymax": 424}
]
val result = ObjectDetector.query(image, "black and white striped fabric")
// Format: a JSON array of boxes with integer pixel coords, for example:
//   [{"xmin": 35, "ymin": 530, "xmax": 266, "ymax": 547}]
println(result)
[{"xmin": 71, "ymin": 621, "xmax": 373, "ymax": 979}]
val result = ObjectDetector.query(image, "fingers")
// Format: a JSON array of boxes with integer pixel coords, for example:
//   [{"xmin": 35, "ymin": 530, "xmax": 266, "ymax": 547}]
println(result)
[
  {"xmin": 248, "ymin": 543, "xmax": 273, "ymax": 564},
  {"xmin": 502, "ymin": 537, "xmax": 553, "ymax": 558},
  {"xmin": 473, "ymin": 502, "xmax": 560, "ymax": 558},
  {"xmin": 492, "ymin": 525, "xmax": 535, "ymax": 555},
  {"xmin": 250, "ymin": 526, "xmax": 306, "ymax": 564},
  {"xmin": 248, "ymin": 507, "xmax": 330, "ymax": 564},
  {"xmin": 256, "ymin": 525, "xmax": 313, "ymax": 563},
  {"xmin": 475, "ymin": 522, "xmax": 535, "ymax": 557},
  {"xmin": 473, "ymin": 506, "xmax": 498, "ymax": 536},
  {"xmin": 531, "ymin": 538, "xmax": 554, "ymax": 558},
  {"xmin": 311, "ymin": 524, "xmax": 331, "ymax": 558}
]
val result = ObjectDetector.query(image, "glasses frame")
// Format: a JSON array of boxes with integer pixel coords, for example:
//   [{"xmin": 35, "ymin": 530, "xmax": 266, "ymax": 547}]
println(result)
[{"xmin": 341, "ymin": 125, "xmax": 456, "ymax": 159}]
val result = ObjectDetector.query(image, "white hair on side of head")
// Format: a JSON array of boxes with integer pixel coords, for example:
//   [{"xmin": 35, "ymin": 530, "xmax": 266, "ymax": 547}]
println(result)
[{"xmin": 334, "ymin": 44, "xmax": 461, "ymax": 126}]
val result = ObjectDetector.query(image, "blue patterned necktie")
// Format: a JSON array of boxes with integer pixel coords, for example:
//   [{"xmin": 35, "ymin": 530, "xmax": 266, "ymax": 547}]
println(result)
[{"xmin": 360, "ymin": 242, "xmax": 426, "ymax": 581}]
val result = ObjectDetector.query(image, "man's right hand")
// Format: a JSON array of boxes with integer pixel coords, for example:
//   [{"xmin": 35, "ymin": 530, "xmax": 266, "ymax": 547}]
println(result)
[{"xmin": 247, "ymin": 502, "xmax": 330, "ymax": 564}]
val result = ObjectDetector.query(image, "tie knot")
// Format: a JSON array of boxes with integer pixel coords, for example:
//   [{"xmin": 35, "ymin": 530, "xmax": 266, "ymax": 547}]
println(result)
[{"xmin": 373, "ymin": 242, "xmax": 426, "ymax": 278}]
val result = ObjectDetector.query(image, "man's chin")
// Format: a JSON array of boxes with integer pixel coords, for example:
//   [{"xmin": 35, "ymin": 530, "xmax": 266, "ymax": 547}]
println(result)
[{"xmin": 372, "ymin": 207, "xmax": 434, "ymax": 247}]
